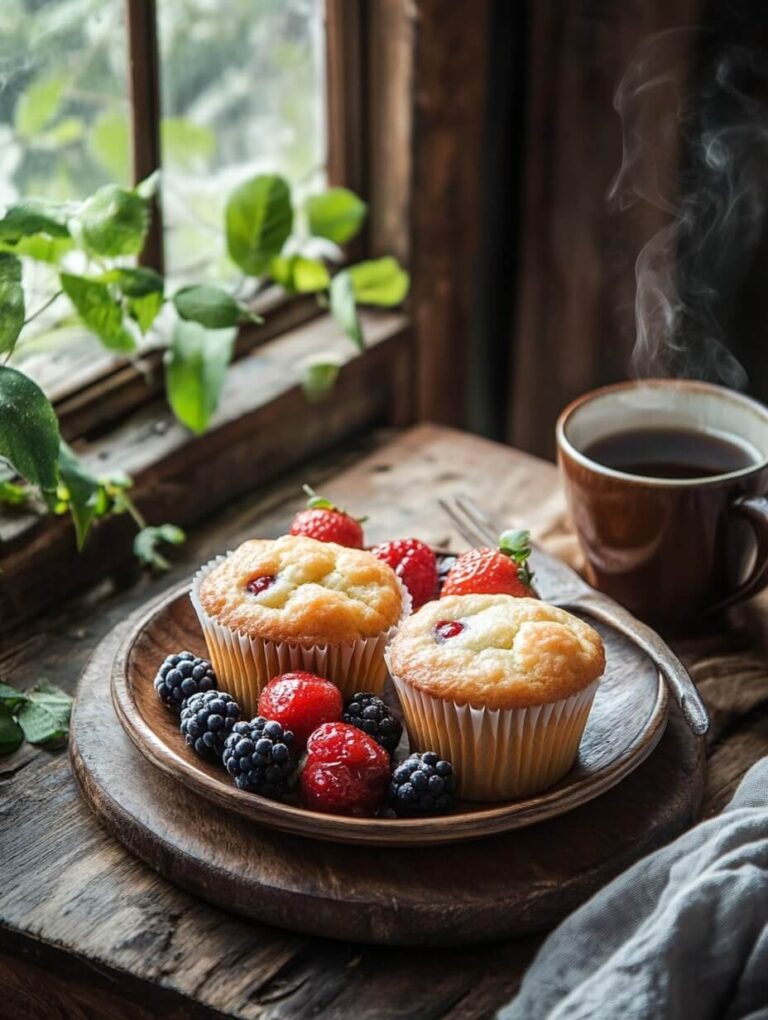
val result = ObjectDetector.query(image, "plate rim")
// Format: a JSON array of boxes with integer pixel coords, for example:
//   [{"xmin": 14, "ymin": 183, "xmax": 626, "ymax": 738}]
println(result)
[{"xmin": 110, "ymin": 577, "xmax": 669, "ymax": 847}]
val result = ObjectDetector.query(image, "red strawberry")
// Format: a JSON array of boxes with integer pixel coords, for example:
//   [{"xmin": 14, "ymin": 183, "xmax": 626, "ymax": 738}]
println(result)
[
  {"xmin": 289, "ymin": 485, "xmax": 365, "ymax": 549},
  {"xmin": 258, "ymin": 671, "xmax": 343, "ymax": 751},
  {"xmin": 300, "ymin": 722, "xmax": 390, "ymax": 816},
  {"xmin": 441, "ymin": 529, "xmax": 536, "ymax": 599},
  {"xmin": 371, "ymin": 538, "xmax": 438, "ymax": 608}
]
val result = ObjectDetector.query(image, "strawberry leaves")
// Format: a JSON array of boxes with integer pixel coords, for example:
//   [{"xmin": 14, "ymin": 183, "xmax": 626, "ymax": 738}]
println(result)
[{"xmin": 499, "ymin": 529, "xmax": 534, "ymax": 588}]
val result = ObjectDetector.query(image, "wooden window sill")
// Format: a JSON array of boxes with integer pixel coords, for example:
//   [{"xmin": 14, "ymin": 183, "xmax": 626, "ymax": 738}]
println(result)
[{"xmin": 0, "ymin": 309, "xmax": 412, "ymax": 633}]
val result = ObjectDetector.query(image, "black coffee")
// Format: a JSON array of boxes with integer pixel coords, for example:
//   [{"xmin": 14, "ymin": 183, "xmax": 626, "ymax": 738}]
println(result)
[{"xmin": 583, "ymin": 427, "xmax": 757, "ymax": 479}]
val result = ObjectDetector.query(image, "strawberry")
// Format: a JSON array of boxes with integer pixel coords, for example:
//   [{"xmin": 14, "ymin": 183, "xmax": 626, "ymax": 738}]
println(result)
[
  {"xmin": 371, "ymin": 538, "xmax": 438, "ymax": 608},
  {"xmin": 300, "ymin": 722, "xmax": 390, "ymax": 816},
  {"xmin": 289, "ymin": 485, "xmax": 365, "ymax": 549},
  {"xmin": 258, "ymin": 671, "xmax": 343, "ymax": 751},
  {"xmin": 440, "ymin": 529, "xmax": 536, "ymax": 598}
]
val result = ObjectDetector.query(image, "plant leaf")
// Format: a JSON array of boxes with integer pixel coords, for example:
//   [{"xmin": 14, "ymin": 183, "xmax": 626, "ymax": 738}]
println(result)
[
  {"xmin": 269, "ymin": 255, "xmax": 329, "ymax": 294},
  {"xmin": 60, "ymin": 273, "xmax": 136, "ymax": 352},
  {"xmin": 0, "ymin": 706, "xmax": 23, "ymax": 756},
  {"xmin": 301, "ymin": 354, "xmax": 342, "ymax": 402},
  {"xmin": 225, "ymin": 174, "xmax": 293, "ymax": 276},
  {"xmin": 306, "ymin": 187, "xmax": 367, "ymax": 244},
  {"xmin": 0, "ymin": 253, "xmax": 24, "ymax": 355},
  {"xmin": 17, "ymin": 683, "xmax": 72, "ymax": 747},
  {"xmin": 135, "ymin": 169, "xmax": 161, "ymax": 200},
  {"xmin": 173, "ymin": 284, "xmax": 261, "ymax": 329},
  {"xmin": 88, "ymin": 110, "xmax": 131, "ymax": 185},
  {"xmin": 329, "ymin": 270, "xmax": 364, "ymax": 351},
  {"xmin": 134, "ymin": 523, "xmax": 186, "ymax": 572},
  {"xmin": 348, "ymin": 257, "xmax": 410, "ymax": 306},
  {"xmin": 166, "ymin": 320, "xmax": 236, "ymax": 434},
  {"xmin": 77, "ymin": 184, "xmax": 149, "ymax": 258},
  {"xmin": 101, "ymin": 267, "xmax": 164, "ymax": 335},
  {"xmin": 0, "ymin": 479, "xmax": 27, "ymax": 505},
  {"xmin": 58, "ymin": 441, "xmax": 100, "ymax": 550},
  {"xmin": 0, "ymin": 682, "xmax": 27, "ymax": 713},
  {"xmin": 0, "ymin": 365, "xmax": 60, "ymax": 497},
  {"xmin": 161, "ymin": 117, "xmax": 215, "ymax": 169},
  {"xmin": 8, "ymin": 234, "xmax": 74, "ymax": 263},
  {"xmin": 0, "ymin": 198, "xmax": 71, "ymax": 242},
  {"xmin": 15, "ymin": 73, "xmax": 66, "ymax": 138}
]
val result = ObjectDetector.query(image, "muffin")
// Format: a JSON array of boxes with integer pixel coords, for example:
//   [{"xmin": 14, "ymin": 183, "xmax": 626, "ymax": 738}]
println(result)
[
  {"xmin": 386, "ymin": 594, "xmax": 604, "ymax": 800},
  {"xmin": 191, "ymin": 535, "xmax": 409, "ymax": 715}
]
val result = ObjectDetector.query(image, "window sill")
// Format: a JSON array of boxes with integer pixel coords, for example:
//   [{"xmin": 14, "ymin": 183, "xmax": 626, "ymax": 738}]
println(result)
[{"xmin": 0, "ymin": 309, "xmax": 412, "ymax": 633}]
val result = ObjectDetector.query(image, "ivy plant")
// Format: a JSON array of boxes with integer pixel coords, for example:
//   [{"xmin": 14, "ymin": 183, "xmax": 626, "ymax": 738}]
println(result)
[{"xmin": 0, "ymin": 172, "xmax": 409, "ymax": 564}]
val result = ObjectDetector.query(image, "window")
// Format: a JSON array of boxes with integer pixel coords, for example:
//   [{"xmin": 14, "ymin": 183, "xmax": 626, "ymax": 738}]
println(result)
[{"xmin": 2, "ymin": 0, "xmax": 328, "ymax": 395}]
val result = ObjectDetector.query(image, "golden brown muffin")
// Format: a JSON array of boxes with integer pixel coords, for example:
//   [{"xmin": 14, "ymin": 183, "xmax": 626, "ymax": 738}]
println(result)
[
  {"xmin": 387, "ymin": 594, "xmax": 604, "ymax": 710},
  {"xmin": 197, "ymin": 535, "xmax": 404, "ymax": 646}
]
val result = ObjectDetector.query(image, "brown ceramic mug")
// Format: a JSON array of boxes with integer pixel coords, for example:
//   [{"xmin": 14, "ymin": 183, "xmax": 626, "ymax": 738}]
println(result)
[{"xmin": 556, "ymin": 379, "xmax": 768, "ymax": 631}]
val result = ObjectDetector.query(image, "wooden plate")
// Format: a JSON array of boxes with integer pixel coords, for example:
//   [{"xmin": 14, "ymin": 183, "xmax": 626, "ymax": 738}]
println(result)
[{"xmin": 111, "ymin": 576, "xmax": 669, "ymax": 847}]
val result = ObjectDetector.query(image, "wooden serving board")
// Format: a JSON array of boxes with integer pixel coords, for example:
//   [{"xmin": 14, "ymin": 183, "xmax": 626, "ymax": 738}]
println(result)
[{"xmin": 72, "ymin": 611, "xmax": 705, "ymax": 946}]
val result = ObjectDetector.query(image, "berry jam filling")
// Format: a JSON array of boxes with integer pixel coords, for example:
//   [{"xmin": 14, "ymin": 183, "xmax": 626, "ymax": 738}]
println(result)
[
  {"xmin": 434, "ymin": 619, "xmax": 465, "ymax": 643},
  {"xmin": 245, "ymin": 574, "xmax": 277, "ymax": 596}
]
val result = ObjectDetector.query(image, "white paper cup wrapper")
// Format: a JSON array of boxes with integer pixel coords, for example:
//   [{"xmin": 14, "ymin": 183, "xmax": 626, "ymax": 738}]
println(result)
[
  {"xmin": 389, "ymin": 668, "xmax": 600, "ymax": 801},
  {"xmin": 190, "ymin": 555, "xmax": 411, "ymax": 717}
]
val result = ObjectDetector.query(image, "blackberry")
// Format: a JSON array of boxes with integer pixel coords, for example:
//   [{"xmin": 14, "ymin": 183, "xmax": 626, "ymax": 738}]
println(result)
[
  {"xmin": 223, "ymin": 717, "xmax": 296, "ymax": 798},
  {"xmin": 388, "ymin": 751, "xmax": 456, "ymax": 817},
  {"xmin": 180, "ymin": 691, "xmax": 241, "ymax": 760},
  {"xmin": 342, "ymin": 692, "xmax": 403, "ymax": 754},
  {"xmin": 154, "ymin": 651, "xmax": 217, "ymax": 710}
]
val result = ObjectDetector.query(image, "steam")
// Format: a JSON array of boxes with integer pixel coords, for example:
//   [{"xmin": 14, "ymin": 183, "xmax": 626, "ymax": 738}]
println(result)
[{"xmin": 609, "ymin": 29, "xmax": 768, "ymax": 388}]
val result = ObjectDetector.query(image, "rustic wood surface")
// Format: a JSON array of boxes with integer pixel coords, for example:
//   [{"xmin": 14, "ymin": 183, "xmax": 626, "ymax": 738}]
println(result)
[
  {"xmin": 104, "ymin": 561, "xmax": 671, "ymax": 849},
  {"xmin": 2, "ymin": 424, "xmax": 768, "ymax": 1018}
]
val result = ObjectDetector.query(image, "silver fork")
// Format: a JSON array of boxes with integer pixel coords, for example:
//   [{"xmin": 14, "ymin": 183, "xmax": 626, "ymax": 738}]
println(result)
[{"xmin": 438, "ymin": 494, "xmax": 709, "ymax": 737}]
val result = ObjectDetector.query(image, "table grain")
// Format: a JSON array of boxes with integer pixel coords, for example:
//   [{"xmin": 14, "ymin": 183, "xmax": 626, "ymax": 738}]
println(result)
[{"xmin": 2, "ymin": 424, "xmax": 767, "ymax": 1019}]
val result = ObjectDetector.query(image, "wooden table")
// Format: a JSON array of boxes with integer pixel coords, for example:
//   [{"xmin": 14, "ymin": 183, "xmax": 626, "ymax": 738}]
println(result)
[{"xmin": 3, "ymin": 424, "xmax": 768, "ymax": 1019}]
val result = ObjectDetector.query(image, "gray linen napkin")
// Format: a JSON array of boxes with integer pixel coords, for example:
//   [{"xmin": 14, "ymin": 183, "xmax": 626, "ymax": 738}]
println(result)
[{"xmin": 500, "ymin": 757, "xmax": 768, "ymax": 1020}]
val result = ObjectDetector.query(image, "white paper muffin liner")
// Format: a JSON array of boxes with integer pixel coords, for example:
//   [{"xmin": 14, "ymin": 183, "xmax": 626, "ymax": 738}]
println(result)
[
  {"xmin": 190, "ymin": 554, "xmax": 412, "ymax": 717},
  {"xmin": 388, "ymin": 664, "xmax": 600, "ymax": 801}
]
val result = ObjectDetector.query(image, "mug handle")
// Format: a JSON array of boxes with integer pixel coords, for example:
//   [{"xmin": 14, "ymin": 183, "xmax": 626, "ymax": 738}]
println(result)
[{"xmin": 709, "ymin": 495, "xmax": 768, "ymax": 613}]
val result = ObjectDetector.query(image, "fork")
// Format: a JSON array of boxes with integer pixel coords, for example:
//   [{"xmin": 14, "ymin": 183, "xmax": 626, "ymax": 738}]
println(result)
[{"xmin": 438, "ymin": 495, "xmax": 709, "ymax": 737}]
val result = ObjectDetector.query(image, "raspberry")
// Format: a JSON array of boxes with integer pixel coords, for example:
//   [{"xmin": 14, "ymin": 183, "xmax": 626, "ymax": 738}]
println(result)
[
  {"xmin": 289, "ymin": 485, "xmax": 364, "ymax": 548},
  {"xmin": 154, "ymin": 651, "xmax": 217, "ymax": 711},
  {"xmin": 371, "ymin": 538, "xmax": 438, "ymax": 608},
  {"xmin": 342, "ymin": 692, "xmax": 403, "ymax": 754},
  {"xmin": 246, "ymin": 574, "xmax": 276, "ymax": 595},
  {"xmin": 223, "ymin": 717, "xmax": 296, "ymax": 798},
  {"xmin": 441, "ymin": 530, "xmax": 536, "ymax": 599},
  {"xmin": 258, "ymin": 671, "xmax": 343, "ymax": 750},
  {"xmin": 434, "ymin": 620, "xmax": 465, "ymax": 642},
  {"xmin": 388, "ymin": 751, "xmax": 456, "ymax": 817},
  {"xmin": 180, "ymin": 691, "xmax": 240, "ymax": 760},
  {"xmin": 301, "ymin": 722, "xmax": 390, "ymax": 816}
]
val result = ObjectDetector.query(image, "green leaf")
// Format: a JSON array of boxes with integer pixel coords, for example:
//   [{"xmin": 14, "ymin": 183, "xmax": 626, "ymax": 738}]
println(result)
[
  {"xmin": 38, "ymin": 116, "xmax": 84, "ymax": 148},
  {"xmin": 0, "ymin": 479, "xmax": 27, "ymax": 505},
  {"xmin": 77, "ymin": 184, "xmax": 149, "ymax": 258},
  {"xmin": 161, "ymin": 117, "xmax": 215, "ymax": 168},
  {"xmin": 166, "ymin": 321, "xmax": 236, "ymax": 434},
  {"xmin": 15, "ymin": 73, "xmax": 67, "ymax": 138},
  {"xmin": 300, "ymin": 354, "xmax": 341, "ymax": 402},
  {"xmin": 306, "ymin": 187, "xmax": 367, "ymax": 244},
  {"xmin": 101, "ymin": 267, "xmax": 164, "ymax": 335},
  {"xmin": 0, "ymin": 706, "xmax": 23, "ymax": 756},
  {"xmin": 348, "ymin": 257, "xmax": 410, "ymax": 306},
  {"xmin": 58, "ymin": 441, "xmax": 100, "ymax": 550},
  {"xmin": 173, "ymin": 284, "xmax": 261, "ymax": 329},
  {"xmin": 329, "ymin": 270, "xmax": 363, "ymax": 351},
  {"xmin": 60, "ymin": 273, "xmax": 136, "ymax": 352},
  {"xmin": 0, "ymin": 365, "xmax": 60, "ymax": 497},
  {"xmin": 269, "ymin": 255, "xmax": 329, "ymax": 294},
  {"xmin": 134, "ymin": 523, "xmax": 186, "ymax": 572},
  {"xmin": 7, "ymin": 234, "xmax": 73, "ymax": 263},
  {"xmin": 17, "ymin": 683, "xmax": 72, "ymax": 747},
  {"xmin": 0, "ymin": 253, "xmax": 24, "ymax": 355},
  {"xmin": 88, "ymin": 110, "xmax": 131, "ymax": 186},
  {"xmin": 225, "ymin": 174, "xmax": 293, "ymax": 276},
  {"xmin": 0, "ymin": 198, "xmax": 71, "ymax": 242},
  {"xmin": 135, "ymin": 169, "xmax": 161, "ymax": 201},
  {"xmin": 0, "ymin": 682, "xmax": 28, "ymax": 713}
]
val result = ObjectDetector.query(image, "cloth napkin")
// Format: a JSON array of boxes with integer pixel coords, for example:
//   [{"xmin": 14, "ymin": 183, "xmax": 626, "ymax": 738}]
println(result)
[{"xmin": 500, "ymin": 757, "xmax": 768, "ymax": 1020}]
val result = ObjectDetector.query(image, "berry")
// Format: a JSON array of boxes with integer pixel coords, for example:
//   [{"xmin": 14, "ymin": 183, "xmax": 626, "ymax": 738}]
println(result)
[
  {"xmin": 289, "ymin": 485, "xmax": 364, "ymax": 548},
  {"xmin": 154, "ymin": 651, "xmax": 217, "ymax": 710},
  {"xmin": 434, "ymin": 619, "xmax": 465, "ymax": 643},
  {"xmin": 441, "ymin": 529, "xmax": 536, "ymax": 599},
  {"xmin": 301, "ymin": 722, "xmax": 390, "ymax": 816},
  {"xmin": 388, "ymin": 751, "xmax": 456, "ymax": 817},
  {"xmin": 223, "ymin": 717, "xmax": 296, "ymax": 798},
  {"xmin": 180, "ymin": 691, "xmax": 241, "ymax": 760},
  {"xmin": 258, "ymin": 671, "xmax": 343, "ymax": 750},
  {"xmin": 342, "ymin": 692, "xmax": 403, "ymax": 754},
  {"xmin": 371, "ymin": 538, "xmax": 438, "ymax": 608},
  {"xmin": 246, "ymin": 574, "xmax": 276, "ymax": 595}
]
